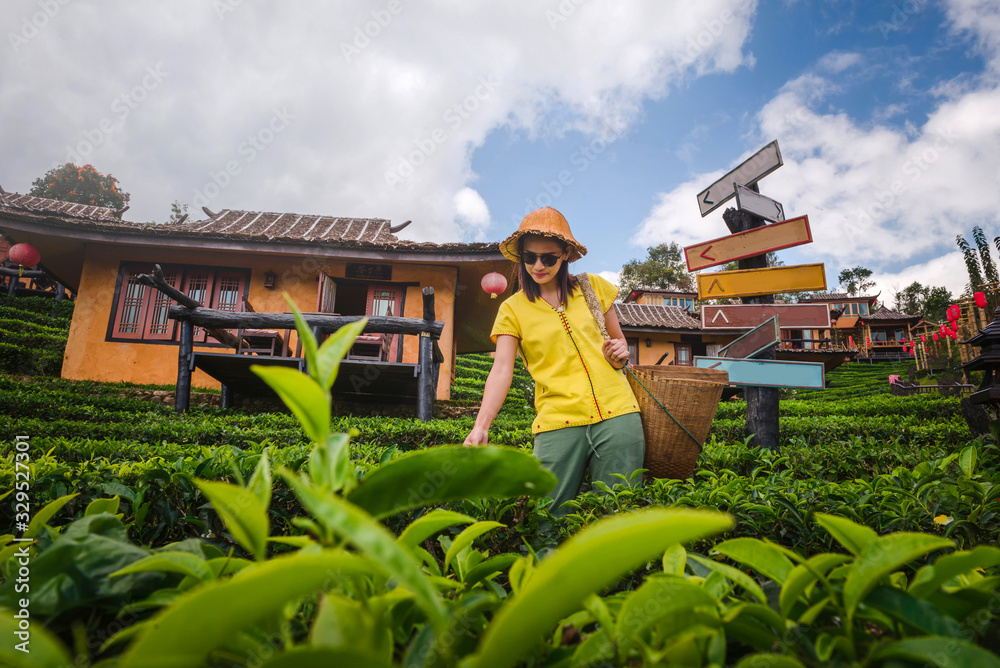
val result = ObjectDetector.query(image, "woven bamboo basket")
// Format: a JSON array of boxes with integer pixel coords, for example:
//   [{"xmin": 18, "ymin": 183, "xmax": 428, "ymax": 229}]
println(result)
[{"xmin": 627, "ymin": 365, "xmax": 729, "ymax": 479}]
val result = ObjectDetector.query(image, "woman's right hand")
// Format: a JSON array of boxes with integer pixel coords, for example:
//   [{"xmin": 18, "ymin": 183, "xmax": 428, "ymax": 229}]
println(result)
[{"xmin": 463, "ymin": 426, "xmax": 489, "ymax": 446}]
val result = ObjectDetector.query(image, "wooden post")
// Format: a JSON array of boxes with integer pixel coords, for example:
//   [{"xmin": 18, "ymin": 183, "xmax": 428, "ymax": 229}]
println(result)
[
  {"xmin": 56, "ymin": 283, "xmax": 65, "ymax": 301},
  {"xmin": 176, "ymin": 320, "xmax": 194, "ymax": 414},
  {"xmin": 417, "ymin": 287, "xmax": 435, "ymax": 422},
  {"xmin": 221, "ymin": 383, "xmax": 234, "ymax": 409},
  {"xmin": 723, "ymin": 204, "xmax": 779, "ymax": 451}
]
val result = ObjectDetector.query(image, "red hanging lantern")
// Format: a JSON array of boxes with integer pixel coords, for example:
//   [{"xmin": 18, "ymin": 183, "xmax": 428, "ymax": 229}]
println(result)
[
  {"xmin": 933, "ymin": 333, "xmax": 938, "ymax": 341},
  {"xmin": 975, "ymin": 292, "xmax": 988, "ymax": 308},
  {"xmin": 920, "ymin": 334, "xmax": 926, "ymax": 343},
  {"xmin": 480, "ymin": 272, "xmax": 508, "ymax": 299},
  {"xmin": 849, "ymin": 335, "xmax": 854, "ymax": 347},
  {"xmin": 7, "ymin": 243, "xmax": 40, "ymax": 268}
]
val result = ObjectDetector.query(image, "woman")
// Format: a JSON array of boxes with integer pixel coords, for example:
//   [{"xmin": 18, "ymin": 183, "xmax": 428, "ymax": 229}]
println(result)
[{"xmin": 463, "ymin": 206, "xmax": 645, "ymax": 515}]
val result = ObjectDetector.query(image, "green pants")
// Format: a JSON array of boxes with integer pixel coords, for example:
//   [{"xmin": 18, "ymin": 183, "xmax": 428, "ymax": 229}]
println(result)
[{"xmin": 533, "ymin": 412, "xmax": 645, "ymax": 516}]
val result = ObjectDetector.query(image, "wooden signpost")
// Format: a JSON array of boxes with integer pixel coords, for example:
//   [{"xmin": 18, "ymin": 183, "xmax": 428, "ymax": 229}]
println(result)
[
  {"xmin": 696, "ymin": 263, "xmax": 827, "ymax": 301},
  {"xmin": 689, "ymin": 138, "xmax": 831, "ymax": 450},
  {"xmin": 696, "ymin": 140, "xmax": 783, "ymax": 216},
  {"xmin": 701, "ymin": 303, "xmax": 831, "ymax": 330},
  {"xmin": 694, "ymin": 356, "xmax": 826, "ymax": 389},
  {"xmin": 684, "ymin": 215, "xmax": 812, "ymax": 271},
  {"xmin": 735, "ymin": 183, "xmax": 785, "ymax": 223},
  {"xmin": 718, "ymin": 316, "xmax": 780, "ymax": 359}
]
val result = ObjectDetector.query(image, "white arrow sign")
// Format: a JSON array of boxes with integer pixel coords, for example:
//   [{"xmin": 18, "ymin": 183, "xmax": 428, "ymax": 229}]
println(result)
[
  {"xmin": 696, "ymin": 140, "xmax": 783, "ymax": 217},
  {"xmin": 712, "ymin": 310, "xmax": 729, "ymax": 324},
  {"xmin": 734, "ymin": 183, "xmax": 785, "ymax": 223}
]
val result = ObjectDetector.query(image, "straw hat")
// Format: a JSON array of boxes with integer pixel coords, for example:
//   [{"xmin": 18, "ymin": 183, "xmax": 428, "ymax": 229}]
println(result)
[{"xmin": 499, "ymin": 207, "xmax": 587, "ymax": 263}]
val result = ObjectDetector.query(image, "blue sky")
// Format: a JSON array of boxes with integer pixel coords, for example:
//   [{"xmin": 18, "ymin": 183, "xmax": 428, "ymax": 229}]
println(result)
[{"xmin": 3, "ymin": 1, "xmax": 999, "ymax": 307}]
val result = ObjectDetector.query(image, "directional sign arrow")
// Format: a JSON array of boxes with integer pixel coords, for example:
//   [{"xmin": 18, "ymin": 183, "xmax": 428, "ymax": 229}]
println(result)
[
  {"xmin": 684, "ymin": 215, "xmax": 812, "ymax": 271},
  {"xmin": 696, "ymin": 263, "xmax": 827, "ymax": 301},
  {"xmin": 734, "ymin": 183, "xmax": 785, "ymax": 223},
  {"xmin": 694, "ymin": 356, "xmax": 825, "ymax": 389},
  {"xmin": 718, "ymin": 316, "xmax": 780, "ymax": 359},
  {"xmin": 696, "ymin": 140, "xmax": 783, "ymax": 217},
  {"xmin": 701, "ymin": 303, "xmax": 831, "ymax": 330}
]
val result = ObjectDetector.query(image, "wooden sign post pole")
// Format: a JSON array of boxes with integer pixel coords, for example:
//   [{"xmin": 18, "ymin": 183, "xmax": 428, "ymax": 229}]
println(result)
[{"xmin": 723, "ymin": 198, "xmax": 779, "ymax": 451}]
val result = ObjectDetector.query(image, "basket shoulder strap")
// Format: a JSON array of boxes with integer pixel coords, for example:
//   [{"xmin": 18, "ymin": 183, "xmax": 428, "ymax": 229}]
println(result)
[{"xmin": 576, "ymin": 272, "xmax": 609, "ymax": 340}]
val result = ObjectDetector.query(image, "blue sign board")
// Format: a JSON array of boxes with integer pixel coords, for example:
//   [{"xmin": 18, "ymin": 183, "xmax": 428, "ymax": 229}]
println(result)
[{"xmin": 694, "ymin": 356, "xmax": 825, "ymax": 389}]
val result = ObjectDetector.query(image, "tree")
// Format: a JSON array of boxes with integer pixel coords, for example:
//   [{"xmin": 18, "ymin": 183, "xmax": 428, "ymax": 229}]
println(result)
[
  {"xmin": 168, "ymin": 200, "xmax": 189, "ymax": 223},
  {"xmin": 893, "ymin": 281, "xmax": 951, "ymax": 321},
  {"xmin": 838, "ymin": 266, "xmax": 876, "ymax": 297},
  {"xmin": 619, "ymin": 242, "xmax": 694, "ymax": 294},
  {"xmin": 924, "ymin": 286, "xmax": 952, "ymax": 322},
  {"xmin": 29, "ymin": 163, "xmax": 130, "ymax": 209},
  {"xmin": 956, "ymin": 226, "xmax": 999, "ymax": 295}
]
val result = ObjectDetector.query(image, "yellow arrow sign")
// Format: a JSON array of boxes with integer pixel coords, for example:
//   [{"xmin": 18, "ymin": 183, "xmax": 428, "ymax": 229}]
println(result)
[
  {"xmin": 697, "ymin": 263, "xmax": 827, "ymax": 301},
  {"xmin": 684, "ymin": 215, "xmax": 812, "ymax": 271}
]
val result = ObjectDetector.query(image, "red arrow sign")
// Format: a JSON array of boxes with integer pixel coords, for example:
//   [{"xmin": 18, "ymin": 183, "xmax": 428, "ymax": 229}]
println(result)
[
  {"xmin": 701, "ymin": 303, "xmax": 831, "ymax": 330},
  {"xmin": 684, "ymin": 215, "xmax": 812, "ymax": 272}
]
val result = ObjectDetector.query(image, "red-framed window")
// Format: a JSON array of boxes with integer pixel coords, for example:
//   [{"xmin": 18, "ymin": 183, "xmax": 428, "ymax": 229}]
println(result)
[
  {"xmin": 674, "ymin": 343, "xmax": 692, "ymax": 366},
  {"xmin": 108, "ymin": 263, "xmax": 250, "ymax": 344},
  {"xmin": 366, "ymin": 285, "xmax": 401, "ymax": 317}
]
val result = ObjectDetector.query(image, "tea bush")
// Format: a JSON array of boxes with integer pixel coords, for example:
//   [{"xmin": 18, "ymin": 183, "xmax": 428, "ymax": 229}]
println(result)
[{"xmin": 2, "ymin": 314, "xmax": 998, "ymax": 667}]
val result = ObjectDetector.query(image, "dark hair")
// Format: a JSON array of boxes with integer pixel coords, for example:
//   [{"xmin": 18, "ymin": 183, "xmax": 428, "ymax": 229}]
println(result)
[{"xmin": 517, "ymin": 235, "xmax": 578, "ymax": 307}]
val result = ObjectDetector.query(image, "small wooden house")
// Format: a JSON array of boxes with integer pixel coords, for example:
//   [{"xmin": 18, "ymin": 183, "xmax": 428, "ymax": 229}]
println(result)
[
  {"xmin": 0, "ymin": 191, "xmax": 507, "ymax": 401},
  {"xmin": 796, "ymin": 292, "xmax": 879, "ymax": 349}
]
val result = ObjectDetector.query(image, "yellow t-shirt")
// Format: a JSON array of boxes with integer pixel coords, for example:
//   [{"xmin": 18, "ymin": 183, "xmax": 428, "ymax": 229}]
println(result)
[{"xmin": 490, "ymin": 274, "xmax": 639, "ymax": 434}]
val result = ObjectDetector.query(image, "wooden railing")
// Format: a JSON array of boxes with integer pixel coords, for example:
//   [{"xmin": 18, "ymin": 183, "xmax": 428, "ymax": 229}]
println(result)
[{"xmin": 139, "ymin": 265, "xmax": 445, "ymax": 421}]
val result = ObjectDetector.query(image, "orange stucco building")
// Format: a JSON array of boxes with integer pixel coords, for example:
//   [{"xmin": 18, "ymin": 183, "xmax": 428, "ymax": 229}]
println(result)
[
  {"xmin": 0, "ymin": 191, "xmax": 508, "ymax": 401},
  {"xmin": 617, "ymin": 288, "xmax": 734, "ymax": 365}
]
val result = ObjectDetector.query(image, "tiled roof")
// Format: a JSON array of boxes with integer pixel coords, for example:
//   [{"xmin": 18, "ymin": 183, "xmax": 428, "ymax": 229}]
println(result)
[
  {"xmin": 613, "ymin": 303, "xmax": 701, "ymax": 330},
  {"xmin": 161, "ymin": 208, "xmax": 396, "ymax": 244},
  {"xmin": 0, "ymin": 190, "xmax": 501, "ymax": 255},
  {"xmin": 0, "ymin": 191, "xmax": 127, "ymax": 222},
  {"xmin": 861, "ymin": 305, "xmax": 920, "ymax": 322}
]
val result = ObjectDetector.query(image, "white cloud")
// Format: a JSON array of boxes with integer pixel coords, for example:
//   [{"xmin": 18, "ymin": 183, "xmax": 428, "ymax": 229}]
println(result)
[
  {"xmin": 597, "ymin": 270, "xmax": 620, "ymax": 288},
  {"xmin": 872, "ymin": 251, "xmax": 968, "ymax": 310},
  {"xmin": 0, "ymin": 0, "xmax": 758, "ymax": 239},
  {"xmin": 453, "ymin": 187, "xmax": 491, "ymax": 240},
  {"xmin": 818, "ymin": 51, "xmax": 862, "ymax": 73},
  {"xmin": 633, "ymin": 2, "xmax": 1000, "ymax": 301}
]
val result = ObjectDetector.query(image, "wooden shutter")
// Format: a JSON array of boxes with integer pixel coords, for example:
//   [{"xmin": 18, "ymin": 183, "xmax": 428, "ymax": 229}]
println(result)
[
  {"xmin": 111, "ymin": 265, "xmax": 150, "ymax": 340},
  {"xmin": 180, "ymin": 269, "xmax": 215, "ymax": 343},
  {"xmin": 142, "ymin": 265, "xmax": 181, "ymax": 340},
  {"xmin": 206, "ymin": 270, "xmax": 246, "ymax": 344},
  {"xmin": 317, "ymin": 272, "xmax": 337, "ymax": 313}
]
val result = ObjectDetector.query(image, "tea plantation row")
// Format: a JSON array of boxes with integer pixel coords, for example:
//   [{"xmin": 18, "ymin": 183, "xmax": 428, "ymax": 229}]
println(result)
[{"xmin": 1, "ymin": 294, "xmax": 999, "ymax": 666}]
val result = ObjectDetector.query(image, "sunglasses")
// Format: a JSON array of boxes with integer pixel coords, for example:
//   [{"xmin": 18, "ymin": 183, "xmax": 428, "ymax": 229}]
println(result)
[{"xmin": 522, "ymin": 251, "xmax": 562, "ymax": 267}]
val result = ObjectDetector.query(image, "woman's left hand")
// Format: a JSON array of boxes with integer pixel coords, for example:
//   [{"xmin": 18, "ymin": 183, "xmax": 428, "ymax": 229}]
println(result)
[{"xmin": 602, "ymin": 338, "xmax": 629, "ymax": 369}]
